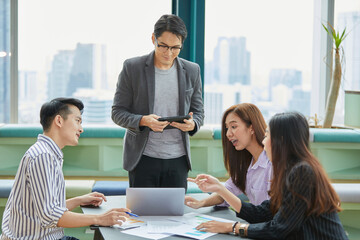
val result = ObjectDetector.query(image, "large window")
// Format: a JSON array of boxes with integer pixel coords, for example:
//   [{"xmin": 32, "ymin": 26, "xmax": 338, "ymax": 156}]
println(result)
[
  {"xmin": 2, "ymin": 1, "xmax": 359, "ymax": 126},
  {"xmin": 333, "ymin": 0, "xmax": 360, "ymax": 124},
  {"xmin": 17, "ymin": 0, "xmax": 171, "ymax": 124},
  {"xmin": 0, "ymin": 0, "xmax": 10, "ymax": 123},
  {"xmin": 204, "ymin": 0, "xmax": 314, "ymax": 125}
]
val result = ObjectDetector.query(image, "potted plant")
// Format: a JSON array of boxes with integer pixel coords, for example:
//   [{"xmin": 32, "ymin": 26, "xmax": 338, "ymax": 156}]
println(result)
[{"xmin": 322, "ymin": 23, "xmax": 348, "ymax": 128}]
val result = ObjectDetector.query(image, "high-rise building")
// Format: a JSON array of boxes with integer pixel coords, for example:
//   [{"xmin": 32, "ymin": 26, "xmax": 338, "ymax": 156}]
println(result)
[
  {"xmin": 66, "ymin": 43, "xmax": 107, "ymax": 96},
  {"xmin": 47, "ymin": 43, "xmax": 110, "ymax": 123},
  {"xmin": 271, "ymin": 84, "xmax": 291, "ymax": 109},
  {"xmin": 204, "ymin": 83, "xmax": 252, "ymax": 125},
  {"xmin": 212, "ymin": 37, "xmax": 251, "ymax": 85},
  {"xmin": 18, "ymin": 71, "xmax": 40, "ymax": 123},
  {"xmin": 228, "ymin": 37, "xmax": 251, "ymax": 85},
  {"xmin": 19, "ymin": 71, "xmax": 37, "ymax": 102},
  {"xmin": 213, "ymin": 37, "xmax": 229, "ymax": 85},
  {"xmin": 289, "ymin": 87, "xmax": 311, "ymax": 116},
  {"xmin": 0, "ymin": 0, "xmax": 10, "ymax": 123},
  {"xmin": 48, "ymin": 50, "xmax": 74, "ymax": 100},
  {"xmin": 267, "ymin": 69, "xmax": 310, "ymax": 117},
  {"xmin": 268, "ymin": 69, "xmax": 302, "ymax": 100},
  {"xmin": 82, "ymin": 98, "xmax": 113, "ymax": 124},
  {"xmin": 338, "ymin": 12, "xmax": 360, "ymax": 91},
  {"xmin": 73, "ymin": 89, "xmax": 113, "ymax": 124},
  {"xmin": 204, "ymin": 60, "xmax": 216, "ymax": 84},
  {"xmin": 204, "ymin": 91, "xmax": 223, "ymax": 125}
]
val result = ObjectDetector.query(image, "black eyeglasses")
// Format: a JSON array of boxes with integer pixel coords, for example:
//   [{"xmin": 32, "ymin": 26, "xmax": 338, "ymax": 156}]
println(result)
[{"xmin": 155, "ymin": 39, "xmax": 182, "ymax": 53}]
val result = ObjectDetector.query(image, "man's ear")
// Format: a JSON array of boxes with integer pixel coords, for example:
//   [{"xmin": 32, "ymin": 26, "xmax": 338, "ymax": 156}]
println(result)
[{"xmin": 54, "ymin": 115, "xmax": 63, "ymax": 128}]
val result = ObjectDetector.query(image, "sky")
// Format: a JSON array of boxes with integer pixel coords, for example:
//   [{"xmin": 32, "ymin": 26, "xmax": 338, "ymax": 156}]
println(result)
[
  {"xmin": 205, "ymin": 0, "xmax": 314, "ymax": 87},
  {"xmin": 18, "ymin": 0, "xmax": 170, "ymax": 88},
  {"xmin": 18, "ymin": 0, "xmax": 360, "ymax": 89}
]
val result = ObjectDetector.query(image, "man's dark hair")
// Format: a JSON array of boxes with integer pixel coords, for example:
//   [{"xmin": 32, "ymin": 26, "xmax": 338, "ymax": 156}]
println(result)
[
  {"xmin": 154, "ymin": 14, "xmax": 187, "ymax": 44},
  {"xmin": 40, "ymin": 98, "xmax": 84, "ymax": 132}
]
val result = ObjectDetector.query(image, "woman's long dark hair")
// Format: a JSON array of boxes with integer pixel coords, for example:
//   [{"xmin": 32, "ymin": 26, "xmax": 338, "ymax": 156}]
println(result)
[
  {"xmin": 221, "ymin": 103, "xmax": 267, "ymax": 193},
  {"xmin": 269, "ymin": 112, "xmax": 341, "ymax": 215}
]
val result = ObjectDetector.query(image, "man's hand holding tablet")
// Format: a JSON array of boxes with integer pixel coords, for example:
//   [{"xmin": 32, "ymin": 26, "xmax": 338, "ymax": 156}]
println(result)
[
  {"xmin": 158, "ymin": 114, "xmax": 191, "ymax": 123},
  {"xmin": 167, "ymin": 112, "xmax": 195, "ymax": 132}
]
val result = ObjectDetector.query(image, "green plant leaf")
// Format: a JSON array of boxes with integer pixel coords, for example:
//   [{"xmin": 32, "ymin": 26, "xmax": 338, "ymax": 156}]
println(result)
[
  {"xmin": 322, "ymin": 24, "xmax": 330, "ymax": 34},
  {"xmin": 323, "ymin": 22, "xmax": 348, "ymax": 49}
]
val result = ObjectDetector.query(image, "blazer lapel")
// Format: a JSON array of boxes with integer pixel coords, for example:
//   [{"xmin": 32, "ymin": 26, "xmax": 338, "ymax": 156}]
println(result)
[
  {"xmin": 145, "ymin": 52, "xmax": 155, "ymax": 113},
  {"xmin": 177, "ymin": 58, "xmax": 186, "ymax": 116}
]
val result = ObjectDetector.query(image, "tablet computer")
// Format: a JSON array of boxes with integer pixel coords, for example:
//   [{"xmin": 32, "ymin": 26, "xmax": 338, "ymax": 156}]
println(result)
[
  {"xmin": 126, "ymin": 188, "xmax": 185, "ymax": 216},
  {"xmin": 158, "ymin": 114, "xmax": 191, "ymax": 123}
]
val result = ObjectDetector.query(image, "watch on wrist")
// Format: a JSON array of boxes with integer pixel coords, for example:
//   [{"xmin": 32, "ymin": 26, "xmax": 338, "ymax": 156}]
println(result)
[{"xmin": 239, "ymin": 223, "xmax": 248, "ymax": 237}]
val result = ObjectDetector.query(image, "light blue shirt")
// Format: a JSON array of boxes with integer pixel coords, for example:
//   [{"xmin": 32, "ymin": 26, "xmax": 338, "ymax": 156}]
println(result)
[
  {"xmin": 219, "ymin": 150, "xmax": 272, "ymax": 206},
  {"xmin": 1, "ymin": 134, "xmax": 67, "ymax": 240}
]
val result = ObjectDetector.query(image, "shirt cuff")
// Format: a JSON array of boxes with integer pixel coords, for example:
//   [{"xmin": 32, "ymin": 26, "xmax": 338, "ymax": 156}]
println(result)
[{"xmin": 45, "ymin": 206, "xmax": 68, "ymax": 228}]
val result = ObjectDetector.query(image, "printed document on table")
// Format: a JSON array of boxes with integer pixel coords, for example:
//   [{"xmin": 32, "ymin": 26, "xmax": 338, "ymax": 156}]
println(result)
[
  {"xmin": 122, "ymin": 225, "xmax": 171, "ymax": 240},
  {"xmin": 166, "ymin": 213, "xmax": 235, "ymax": 239},
  {"xmin": 168, "ymin": 223, "xmax": 217, "ymax": 239},
  {"xmin": 167, "ymin": 212, "xmax": 234, "ymax": 225},
  {"xmin": 117, "ymin": 214, "xmax": 235, "ymax": 240},
  {"xmin": 112, "ymin": 217, "xmax": 146, "ymax": 229},
  {"xmin": 147, "ymin": 220, "xmax": 180, "ymax": 233}
]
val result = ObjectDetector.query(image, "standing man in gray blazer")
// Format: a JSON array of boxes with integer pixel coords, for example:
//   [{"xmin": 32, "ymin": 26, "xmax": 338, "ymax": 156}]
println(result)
[{"xmin": 112, "ymin": 14, "xmax": 204, "ymax": 189}]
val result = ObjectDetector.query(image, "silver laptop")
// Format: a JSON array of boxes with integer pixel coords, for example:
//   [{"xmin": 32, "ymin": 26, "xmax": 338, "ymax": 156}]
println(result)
[{"xmin": 126, "ymin": 188, "xmax": 185, "ymax": 216}]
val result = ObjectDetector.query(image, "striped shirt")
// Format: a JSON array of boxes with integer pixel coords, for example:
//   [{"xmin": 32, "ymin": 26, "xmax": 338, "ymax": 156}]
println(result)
[
  {"xmin": 237, "ymin": 162, "xmax": 348, "ymax": 239},
  {"xmin": 218, "ymin": 150, "xmax": 272, "ymax": 207},
  {"xmin": 1, "ymin": 134, "xmax": 67, "ymax": 240}
]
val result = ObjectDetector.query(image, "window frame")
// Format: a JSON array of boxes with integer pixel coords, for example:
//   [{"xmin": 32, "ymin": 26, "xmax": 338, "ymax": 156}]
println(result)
[{"xmin": 10, "ymin": 0, "xmax": 18, "ymax": 123}]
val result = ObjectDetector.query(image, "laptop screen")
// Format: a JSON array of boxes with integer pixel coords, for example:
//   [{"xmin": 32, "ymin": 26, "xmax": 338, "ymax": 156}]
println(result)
[{"xmin": 126, "ymin": 188, "xmax": 185, "ymax": 216}]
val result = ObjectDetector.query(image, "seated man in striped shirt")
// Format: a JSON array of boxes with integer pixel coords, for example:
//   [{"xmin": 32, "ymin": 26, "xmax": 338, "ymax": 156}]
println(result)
[{"xmin": 1, "ymin": 98, "xmax": 131, "ymax": 240}]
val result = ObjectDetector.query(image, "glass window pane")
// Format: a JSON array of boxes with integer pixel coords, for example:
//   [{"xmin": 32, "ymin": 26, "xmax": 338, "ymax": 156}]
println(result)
[
  {"xmin": 0, "ymin": 0, "xmax": 10, "ymax": 123},
  {"xmin": 333, "ymin": 0, "xmax": 360, "ymax": 124},
  {"xmin": 204, "ymin": 0, "xmax": 313, "ymax": 124},
  {"xmin": 18, "ymin": 0, "xmax": 171, "ymax": 124}
]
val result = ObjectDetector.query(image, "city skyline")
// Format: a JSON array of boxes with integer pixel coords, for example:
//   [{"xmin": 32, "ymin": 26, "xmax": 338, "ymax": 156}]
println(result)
[
  {"xmin": 204, "ymin": 36, "xmax": 310, "ymax": 124},
  {"xmin": 19, "ymin": 34, "xmax": 312, "ymax": 125},
  {"xmin": 1, "ymin": 1, "xmax": 360, "ymax": 124}
]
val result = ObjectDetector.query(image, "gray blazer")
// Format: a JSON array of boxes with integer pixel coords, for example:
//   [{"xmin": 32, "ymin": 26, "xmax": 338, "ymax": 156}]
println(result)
[{"xmin": 112, "ymin": 51, "xmax": 204, "ymax": 171}]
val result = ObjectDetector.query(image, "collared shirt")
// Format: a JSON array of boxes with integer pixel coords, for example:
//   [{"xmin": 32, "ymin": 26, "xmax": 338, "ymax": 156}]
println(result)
[
  {"xmin": 1, "ymin": 134, "xmax": 67, "ymax": 240},
  {"xmin": 218, "ymin": 150, "xmax": 272, "ymax": 206}
]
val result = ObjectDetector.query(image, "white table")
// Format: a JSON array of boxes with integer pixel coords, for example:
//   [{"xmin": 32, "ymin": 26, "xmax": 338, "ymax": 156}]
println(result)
[{"xmin": 82, "ymin": 194, "xmax": 247, "ymax": 240}]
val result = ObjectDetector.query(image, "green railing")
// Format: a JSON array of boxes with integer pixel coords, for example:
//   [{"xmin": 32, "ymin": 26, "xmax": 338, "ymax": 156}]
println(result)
[{"xmin": 1, "ymin": 124, "xmax": 360, "ymax": 180}]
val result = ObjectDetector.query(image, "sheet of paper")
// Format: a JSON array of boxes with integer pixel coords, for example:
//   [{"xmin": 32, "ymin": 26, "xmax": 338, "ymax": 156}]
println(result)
[
  {"xmin": 112, "ymin": 217, "xmax": 146, "ymax": 229},
  {"xmin": 122, "ymin": 225, "xmax": 171, "ymax": 240},
  {"xmin": 147, "ymin": 220, "xmax": 180, "ymax": 234},
  {"xmin": 167, "ymin": 223, "xmax": 217, "ymax": 240},
  {"xmin": 117, "ymin": 214, "xmax": 234, "ymax": 239},
  {"xmin": 164, "ymin": 213, "xmax": 234, "ymax": 239},
  {"xmin": 167, "ymin": 212, "xmax": 234, "ymax": 225},
  {"xmin": 138, "ymin": 216, "xmax": 176, "ymax": 221}
]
